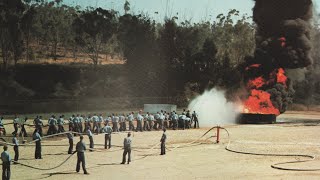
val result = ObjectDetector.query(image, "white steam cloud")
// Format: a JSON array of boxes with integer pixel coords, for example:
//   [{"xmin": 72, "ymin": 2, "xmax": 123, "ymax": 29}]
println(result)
[{"xmin": 188, "ymin": 88, "xmax": 240, "ymax": 126}]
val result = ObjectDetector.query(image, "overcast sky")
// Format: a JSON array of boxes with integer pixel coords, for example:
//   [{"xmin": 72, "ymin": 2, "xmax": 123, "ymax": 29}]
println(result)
[{"xmin": 63, "ymin": 0, "xmax": 320, "ymax": 22}]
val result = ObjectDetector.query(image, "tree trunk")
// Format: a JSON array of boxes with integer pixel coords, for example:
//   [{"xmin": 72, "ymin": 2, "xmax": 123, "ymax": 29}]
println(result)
[
  {"xmin": 1, "ymin": 46, "xmax": 8, "ymax": 71},
  {"xmin": 26, "ymin": 29, "xmax": 30, "ymax": 62}
]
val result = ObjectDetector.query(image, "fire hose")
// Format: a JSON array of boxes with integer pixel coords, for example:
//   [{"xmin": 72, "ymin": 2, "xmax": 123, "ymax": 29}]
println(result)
[
  {"xmin": 219, "ymin": 126, "xmax": 320, "ymax": 171},
  {"xmin": 1, "ymin": 126, "xmax": 320, "ymax": 172}
]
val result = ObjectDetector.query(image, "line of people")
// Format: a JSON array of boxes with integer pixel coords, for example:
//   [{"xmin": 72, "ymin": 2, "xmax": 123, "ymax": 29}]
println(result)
[{"xmin": 0, "ymin": 109, "xmax": 199, "ymax": 138}]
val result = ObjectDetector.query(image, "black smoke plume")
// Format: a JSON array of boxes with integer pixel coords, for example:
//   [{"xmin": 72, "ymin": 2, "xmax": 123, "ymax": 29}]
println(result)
[{"xmin": 241, "ymin": 0, "xmax": 313, "ymax": 114}]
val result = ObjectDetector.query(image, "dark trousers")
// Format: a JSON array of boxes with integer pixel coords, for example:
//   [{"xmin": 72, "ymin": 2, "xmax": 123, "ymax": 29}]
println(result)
[
  {"xmin": 194, "ymin": 119, "xmax": 199, "ymax": 128},
  {"xmin": 79, "ymin": 123, "xmax": 83, "ymax": 133},
  {"xmin": 35, "ymin": 141, "xmax": 42, "ymax": 159},
  {"xmin": 69, "ymin": 123, "xmax": 74, "ymax": 131},
  {"xmin": 68, "ymin": 139, "xmax": 73, "ymax": 154},
  {"xmin": 89, "ymin": 136, "xmax": 94, "ymax": 151},
  {"xmin": 105, "ymin": 134, "xmax": 111, "ymax": 149},
  {"xmin": 13, "ymin": 123, "xmax": 18, "ymax": 135},
  {"xmin": 179, "ymin": 119, "xmax": 185, "ymax": 130},
  {"xmin": 47, "ymin": 125, "xmax": 57, "ymax": 135},
  {"xmin": 112, "ymin": 122, "xmax": 119, "ymax": 132},
  {"xmin": 123, "ymin": 122, "xmax": 127, "ymax": 131},
  {"xmin": 153, "ymin": 120, "xmax": 158, "ymax": 130},
  {"xmin": 122, "ymin": 148, "xmax": 131, "ymax": 163},
  {"xmin": 14, "ymin": 146, "xmax": 19, "ymax": 161},
  {"xmin": 161, "ymin": 142, "xmax": 166, "ymax": 155},
  {"xmin": 58, "ymin": 125, "xmax": 65, "ymax": 133},
  {"xmin": 136, "ymin": 121, "xmax": 142, "ymax": 132},
  {"xmin": 76, "ymin": 152, "xmax": 87, "ymax": 173},
  {"xmin": 119, "ymin": 122, "xmax": 124, "ymax": 131},
  {"xmin": 84, "ymin": 122, "xmax": 91, "ymax": 132},
  {"xmin": 2, "ymin": 162, "xmax": 10, "ymax": 180},
  {"xmin": 129, "ymin": 121, "xmax": 135, "ymax": 131},
  {"xmin": 20, "ymin": 125, "xmax": 27, "ymax": 137}
]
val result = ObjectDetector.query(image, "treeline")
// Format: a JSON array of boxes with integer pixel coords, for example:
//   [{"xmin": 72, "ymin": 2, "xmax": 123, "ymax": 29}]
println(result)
[{"xmin": 0, "ymin": 0, "xmax": 320, "ymax": 108}]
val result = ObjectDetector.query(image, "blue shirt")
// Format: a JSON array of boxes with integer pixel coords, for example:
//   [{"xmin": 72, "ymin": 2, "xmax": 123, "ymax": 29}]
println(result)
[
  {"xmin": 137, "ymin": 114, "xmax": 144, "ymax": 121},
  {"xmin": 67, "ymin": 133, "xmax": 73, "ymax": 140},
  {"xmin": 13, "ymin": 118, "xmax": 19, "ymax": 124},
  {"xmin": 12, "ymin": 137, "xmax": 19, "ymax": 146},
  {"xmin": 87, "ymin": 130, "xmax": 93, "ymax": 137},
  {"xmin": 123, "ymin": 137, "xmax": 132, "ymax": 149},
  {"xmin": 148, "ymin": 115, "xmax": 154, "ymax": 121},
  {"xmin": 103, "ymin": 126, "xmax": 113, "ymax": 134},
  {"xmin": 76, "ymin": 141, "xmax": 86, "ymax": 153},
  {"xmin": 33, "ymin": 132, "xmax": 42, "ymax": 141},
  {"xmin": 128, "ymin": 114, "xmax": 134, "ymax": 121},
  {"xmin": 1, "ymin": 151, "xmax": 11, "ymax": 163},
  {"xmin": 57, "ymin": 118, "xmax": 64, "ymax": 125}
]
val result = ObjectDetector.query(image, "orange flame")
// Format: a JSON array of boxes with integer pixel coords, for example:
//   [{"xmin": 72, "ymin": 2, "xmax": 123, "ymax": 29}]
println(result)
[
  {"xmin": 277, "ymin": 68, "xmax": 287, "ymax": 85},
  {"xmin": 243, "ymin": 90, "xmax": 280, "ymax": 115},
  {"xmin": 247, "ymin": 76, "xmax": 265, "ymax": 89}
]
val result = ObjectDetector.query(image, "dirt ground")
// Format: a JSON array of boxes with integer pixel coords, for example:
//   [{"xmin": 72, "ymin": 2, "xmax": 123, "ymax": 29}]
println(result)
[{"xmin": 2, "ymin": 111, "xmax": 320, "ymax": 180}]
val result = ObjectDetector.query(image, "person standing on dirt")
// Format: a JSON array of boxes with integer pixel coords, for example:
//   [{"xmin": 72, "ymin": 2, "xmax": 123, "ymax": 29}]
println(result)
[
  {"xmin": 12, "ymin": 115, "xmax": 19, "ymax": 135},
  {"xmin": 160, "ymin": 128, "xmax": 167, "ymax": 155},
  {"xmin": 147, "ymin": 113, "xmax": 154, "ymax": 131},
  {"xmin": 33, "ymin": 129, "xmax": 42, "ymax": 159},
  {"xmin": 74, "ymin": 115, "xmax": 80, "ymax": 133},
  {"xmin": 19, "ymin": 117, "xmax": 28, "ymax": 137},
  {"xmin": 112, "ymin": 114, "xmax": 120, "ymax": 132},
  {"xmin": 136, "ymin": 112, "xmax": 143, "ymax": 132},
  {"xmin": 0, "ymin": 116, "xmax": 6, "ymax": 136},
  {"xmin": 87, "ymin": 129, "xmax": 94, "ymax": 152},
  {"xmin": 98, "ymin": 114, "xmax": 103, "ymax": 133},
  {"xmin": 143, "ymin": 112, "xmax": 149, "ymax": 131},
  {"xmin": 121, "ymin": 132, "xmax": 132, "ymax": 164},
  {"xmin": 79, "ymin": 115, "xmax": 84, "ymax": 133},
  {"xmin": 57, "ymin": 115, "xmax": 65, "ymax": 133},
  {"xmin": 69, "ymin": 115, "xmax": 75, "ymax": 131},
  {"xmin": 1, "ymin": 145, "xmax": 11, "ymax": 180},
  {"xmin": 47, "ymin": 115, "xmax": 57, "ymax": 135},
  {"xmin": 76, "ymin": 135, "xmax": 89, "ymax": 175},
  {"xmin": 102, "ymin": 124, "xmax": 113, "ymax": 149},
  {"xmin": 67, "ymin": 132, "xmax": 74, "ymax": 154},
  {"xmin": 154, "ymin": 112, "xmax": 160, "ymax": 130},
  {"xmin": 91, "ymin": 114, "xmax": 99, "ymax": 134},
  {"xmin": 84, "ymin": 115, "xmax": 91, "ymax": 132},
  {"xmin": 128, "ymin": 113, "xmax": 135, "ymax": 131},
  {"xmin": 172, "ymin": 112, "xmax": 179, "ymax": 130},
  {"xmin": 34, "ymin": 116, "xmax": 43, "ymax": 136},
  {"xmin": 192, "ymin": 111, "xmax": 199, "ymax": 128},
  {"xmin": 12, "ymin": 133, "xmax": 19, "ymax": 162},
  {"xmin": 119, "ymin": 114, "xmax": 125, "ymax": 131}
]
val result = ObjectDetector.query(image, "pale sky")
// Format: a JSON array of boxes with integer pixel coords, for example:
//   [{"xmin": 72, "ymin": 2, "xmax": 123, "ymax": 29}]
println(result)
[{"xmin": 63, "ymin": 0, "xmax": 320, "ymax": 23}]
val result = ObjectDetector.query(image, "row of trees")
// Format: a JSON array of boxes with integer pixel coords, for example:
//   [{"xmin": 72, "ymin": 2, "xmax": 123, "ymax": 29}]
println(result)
[
  {"xmin": 0, "ymin": 0, "xmax": 256, "ymax": 99},
  {"xmin": 1, "ymin": 0, "xmax": 319, "ymax": 107}
]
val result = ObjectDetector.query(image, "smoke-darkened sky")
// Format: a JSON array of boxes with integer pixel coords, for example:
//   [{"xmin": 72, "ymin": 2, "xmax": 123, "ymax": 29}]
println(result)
[{"xmin": 62, "ymin": 0, "xmax": 320, "ymax": 22}]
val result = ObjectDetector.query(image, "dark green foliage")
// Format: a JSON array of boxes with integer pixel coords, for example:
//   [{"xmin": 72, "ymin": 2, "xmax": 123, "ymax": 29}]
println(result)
[{"xmin": 2, "ymin": 0, "xmax": 318, "ymax": 110}]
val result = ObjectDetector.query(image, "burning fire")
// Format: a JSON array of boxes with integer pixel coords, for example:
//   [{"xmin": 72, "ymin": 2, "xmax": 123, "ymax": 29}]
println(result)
[
  {"xmin": 243, "ymin": 67, "xmax": 287, "ymax": 116},
  {"xmin": 276, "ymin": 68, "xmax": 287, "ymax": 85},
  {"xmin": 242, "ymin": 35, "xmax": 289, "ymax": 116},
  {"xmin": 243, "ymin": 89, "xmax": 280, "ymax": 115},
  {"xmin": 247, "ymin": 76, "xmax": 265, "ymax": 89}
]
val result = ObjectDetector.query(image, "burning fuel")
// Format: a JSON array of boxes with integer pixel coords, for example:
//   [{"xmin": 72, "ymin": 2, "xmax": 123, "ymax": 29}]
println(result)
[{"xmin": 242, "ymin": 0, "xmax": 313, "ymax": 116}]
